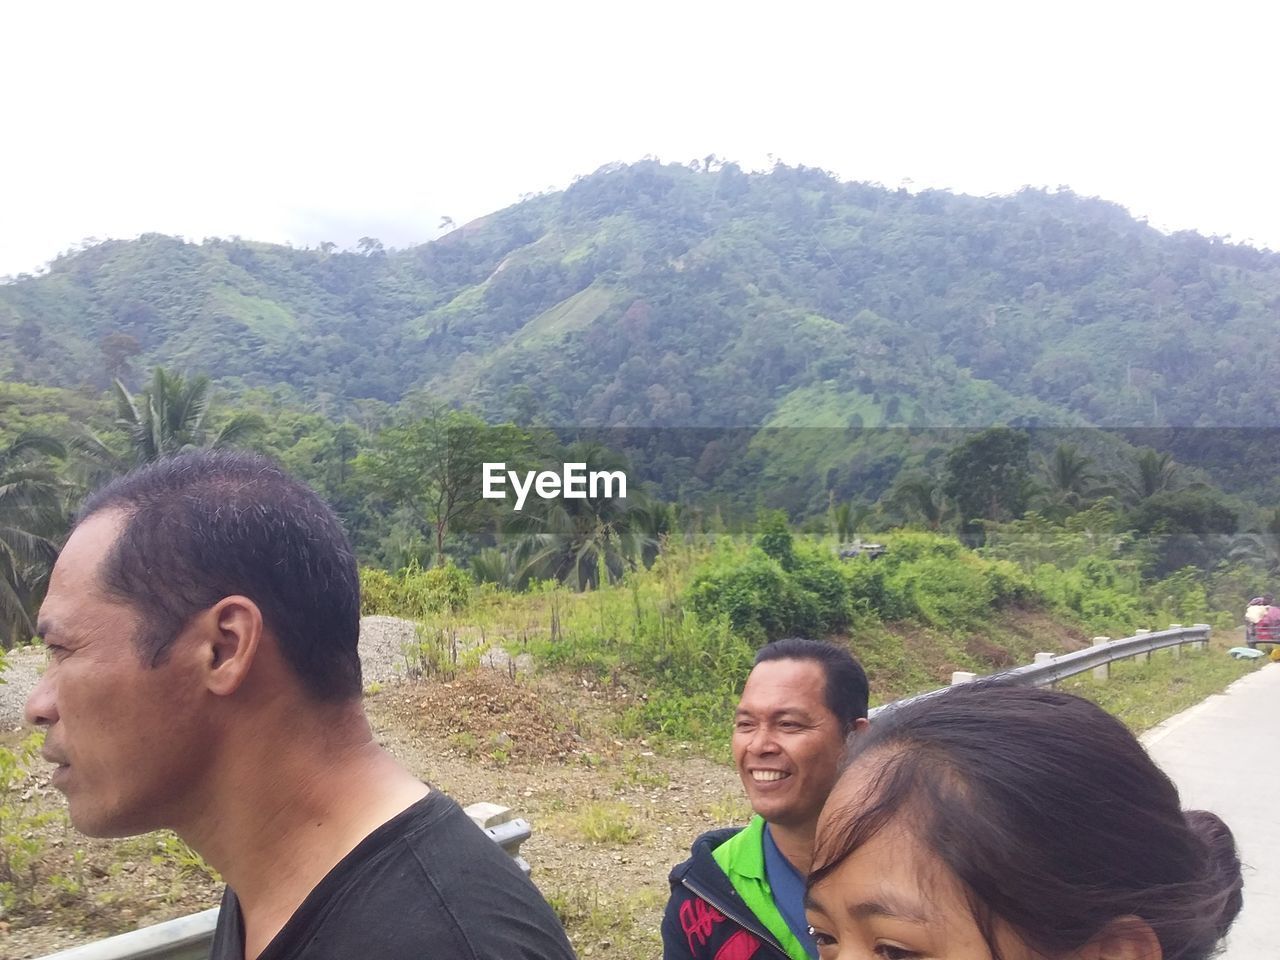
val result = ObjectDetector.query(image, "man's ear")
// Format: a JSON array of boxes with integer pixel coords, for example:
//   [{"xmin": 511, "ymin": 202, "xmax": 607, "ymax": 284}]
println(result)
[
  {"xmin": 841, "ymin": 716, "xmax": 871, "ymax": 744},
  {"xmin": 1072, "ymin": 916, "xmax": 1161, "ymax": 960},
  {"xmin": 198, "ymin": 596, "xmax": 264, "ymax": 697}
]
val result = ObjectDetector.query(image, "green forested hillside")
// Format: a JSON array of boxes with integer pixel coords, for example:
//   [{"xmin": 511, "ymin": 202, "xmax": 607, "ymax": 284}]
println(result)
[{"xmin": 4, "ymin": 160, "xmax": 1280, "ymax": 430}]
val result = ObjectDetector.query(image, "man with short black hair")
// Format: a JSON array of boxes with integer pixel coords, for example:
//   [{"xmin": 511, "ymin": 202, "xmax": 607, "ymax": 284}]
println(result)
[
  {"xmin": 26, "ymin": 451, "xmax": 576, "ymax": 960},
  {"xmin": 662, "ymin": 637, "xmax": 869, "ymax": 960}
]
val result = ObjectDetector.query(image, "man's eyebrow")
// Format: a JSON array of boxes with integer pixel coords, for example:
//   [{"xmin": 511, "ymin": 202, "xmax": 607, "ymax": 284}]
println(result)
[{"xmin": 736, "ymin": 706, "xmax": 815, "ymax": 719}]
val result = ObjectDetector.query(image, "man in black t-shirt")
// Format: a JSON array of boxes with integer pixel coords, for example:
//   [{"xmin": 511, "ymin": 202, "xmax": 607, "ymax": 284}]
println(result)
[{"xmin": 25, "ymin": 451, "xmax": 575, "ymax": 960}]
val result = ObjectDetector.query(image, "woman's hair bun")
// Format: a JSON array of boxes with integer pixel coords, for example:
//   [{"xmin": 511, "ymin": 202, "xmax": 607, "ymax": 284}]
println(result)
[{"xmin": 1184, "ymin": 809, "xmax": 1244, "ymax": 937}]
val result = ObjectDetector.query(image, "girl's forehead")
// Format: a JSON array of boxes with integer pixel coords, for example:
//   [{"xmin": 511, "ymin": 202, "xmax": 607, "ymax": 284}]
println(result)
[{"xmin": 811, "ymin": 818, "xmax": 953, "ymax": 915}]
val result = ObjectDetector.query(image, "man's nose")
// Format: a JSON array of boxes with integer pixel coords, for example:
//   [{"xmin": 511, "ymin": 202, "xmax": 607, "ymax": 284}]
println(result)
[
  {"xmin": 749, "ymin": 725, "xmax": 780, "ymax": 754},
  {"xmin": 23, "ymin": 670, "xmax": 58, "ymax": 727}
]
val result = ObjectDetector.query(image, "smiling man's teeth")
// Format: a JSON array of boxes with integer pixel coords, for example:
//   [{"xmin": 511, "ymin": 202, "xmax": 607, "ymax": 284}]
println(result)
[{"xmin": 752, "ymin": 770, "xmax": 788, "ymax": 782}]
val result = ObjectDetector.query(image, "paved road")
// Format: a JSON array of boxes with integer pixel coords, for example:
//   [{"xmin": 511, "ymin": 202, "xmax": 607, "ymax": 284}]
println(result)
[{"xmin": 1142, "ymin": 662, "xmax": 1278, "ymax": 960}]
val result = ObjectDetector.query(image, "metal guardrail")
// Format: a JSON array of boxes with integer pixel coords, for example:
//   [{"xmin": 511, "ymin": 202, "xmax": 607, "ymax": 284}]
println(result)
[
  {"xmin": 34, "ymin": 817, "xmax": 533, "ymax": 960},
  {"xmin": 869, "ymin": 623, "xmax": 1211, "ymax": 718},
  {"xmin": 34, "ymin": 911, "xmax": 220, "ymax": 960}
]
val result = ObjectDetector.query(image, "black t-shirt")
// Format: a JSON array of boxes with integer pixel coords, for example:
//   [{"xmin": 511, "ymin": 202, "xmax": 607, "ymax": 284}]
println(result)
[{"xmin": 209, "ymin": 791, "xmax": 577, "ymax": 960}]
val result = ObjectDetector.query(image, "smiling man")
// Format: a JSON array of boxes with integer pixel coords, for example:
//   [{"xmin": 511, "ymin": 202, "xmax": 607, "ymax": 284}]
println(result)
[
  {"xmin": 25, "ymin": 451, "xmax": 576, "ymax": 960},
  {"xmin": 662, "ymin": 638, "xmax": 870, "ymax": 960}
]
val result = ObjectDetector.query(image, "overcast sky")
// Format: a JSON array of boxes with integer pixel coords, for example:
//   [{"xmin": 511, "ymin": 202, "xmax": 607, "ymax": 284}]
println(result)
[{"xmin": 3, "ymin": 0, "xmax": 1277, "ymax": 278}]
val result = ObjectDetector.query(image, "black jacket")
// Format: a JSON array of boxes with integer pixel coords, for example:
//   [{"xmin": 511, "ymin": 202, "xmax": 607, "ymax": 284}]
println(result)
[{"xmin": 661, "ymin": 827, "xmax": 790, "ymax": 960}]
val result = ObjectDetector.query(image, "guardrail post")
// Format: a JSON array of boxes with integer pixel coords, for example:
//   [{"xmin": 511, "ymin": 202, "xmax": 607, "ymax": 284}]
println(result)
[
  {"xmin": 1092, "ymin": 638, "xmax": 1110, "ymax": 681},
  {"xmin": 950, "ymin": 671, "xmax": 977, "ymax": 685},
  {"xmin": 465, "ymin": 801, "xmax": 516, "ymax": 829},
  {"xmin": 1192, "ymin": 624, "xmax": 1210, "ymax": 651},
  {"xmin": 1168, "ymin": 624, "xmax": 1182, "ymax": 659},
  {"xmin": 1172, "ymin": 624, "xmax": 1198, "ymax": 655},
  {"xmin": 1133, "ymin": 629, "xmax": 1150, "ymax": 663},
  {"xmin": 1033, "ymin": 652, "xmax": 1055, "ymax": 685}
]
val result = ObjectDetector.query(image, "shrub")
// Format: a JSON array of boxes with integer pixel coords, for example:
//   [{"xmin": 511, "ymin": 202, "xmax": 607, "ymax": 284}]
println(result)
[
  {"xmin": 359, "ymin": 561, "xmax": 473, "ymax": 619},
  {"xmin": 841, "ymin": 531, "xmax": 1031, "ymax": 627},
  {"xmin": 1031, "ymin": 554, "xmax": 1145, "ymax": 635},
  {"xmin": 686, "ymin": 550, "xmax": 801, "ymax": 640},
  {"xmin": 685, "ymin": 545, "xmax": 852, "ymax": 641},
  {"xmin": 755, "ymin": 509, "xmax": 796, "ymax": 570},
  {"xmin": 878, "ymin": 530, "xmax": 964, "ymax": 565},
  {"xmin": 884, "ymin": 553, "xmax": 995, "ymax": 629},
  {"xmin": 788, "ymin": 543, "xmax": 852, "ymax": 630},
  {"xmin": 983, "ymin": 557, "xmax": 1035, "ymax": 606},
  {"xmin": 359, "ymin": 567, "xmax": 399, "ymax": 615}
]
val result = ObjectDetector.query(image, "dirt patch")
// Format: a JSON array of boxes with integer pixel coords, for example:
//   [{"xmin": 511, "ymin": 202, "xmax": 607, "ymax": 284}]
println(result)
[{"xmin": 373, "ymin": 668, "xmax": 598, "ymax": 764}]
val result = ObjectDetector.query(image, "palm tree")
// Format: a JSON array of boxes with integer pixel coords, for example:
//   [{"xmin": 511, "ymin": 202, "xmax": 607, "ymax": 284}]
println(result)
[
  {"xmin": 501, "ymin": 444, "xmax": 657, "ymax": 591},
  {"xmin": 1036, "ymin": 444, "xmax": 1105, "ymax": 519},
  {"xmin": 1228, "ymin": 510, "xmax": 1280, "ymax": 578},
  {"xmin": 830, "ymin": 500, "xmax": 873, "ymax": 543},
  {"xmin": 1229, "ymin": 533, "xmax": 1279, "ymax": 578},
  {"xmin": 1119, "ymin": 449, "xmax": 1179, "ymax": 505},
  {"xmin": 505, "ymin": 496, "xmax": 656, "ymax": 591},
  {"xmin": 114, "ymin": 368, "xmax": 263, "ymax": 465},
  {"xmin": 884, "ymin": 474, "xmax": 954, "ymax": 531},
  {"xmin": 0, "ymin": 433, "xmax": 66, "ymax": 646}
]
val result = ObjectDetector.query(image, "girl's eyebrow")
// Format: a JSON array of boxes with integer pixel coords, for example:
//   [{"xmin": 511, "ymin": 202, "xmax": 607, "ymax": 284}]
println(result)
[
  {"xmin": 848, "ymin": 899, "xmax": 931, "ymax": 923},
  {"xmin": 803, "ymin": 892, "xmax": 931, "ymax": 925}
]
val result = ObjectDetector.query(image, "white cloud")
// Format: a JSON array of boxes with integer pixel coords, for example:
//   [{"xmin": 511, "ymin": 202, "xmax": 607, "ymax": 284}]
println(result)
[{"xmin": 3, "ymin": 0, "xmax": 1277, "ymax": 276}]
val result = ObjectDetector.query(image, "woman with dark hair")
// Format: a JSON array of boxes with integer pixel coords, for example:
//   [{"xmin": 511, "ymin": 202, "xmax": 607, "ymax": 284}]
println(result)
[{"xmin": 804, "ymin": 682, "xmax": 1243, "ymax": 960}]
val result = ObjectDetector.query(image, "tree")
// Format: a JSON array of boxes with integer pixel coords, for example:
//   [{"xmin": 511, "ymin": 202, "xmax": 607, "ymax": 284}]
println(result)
[
  {"xmin": 943, "ymin": 428, "xmax": 1032, "ymax": 529},
  {"xmin": 1127, "ymin": 489, "xmax": 1238, "ymax": 576},
  {"xmin": 113, "ymin": 368, "xmax": 264, "ymax": 465},
  {"xmin": 885, "ymin": 474, "xmax": 954, "ymax": 531},
  {"xmin": 1036, "ymin": 444, "xmax": 1105, "ymax": 519},
  {"xmin": 1128, "ymin": 489, "xmax": 1237, "ymax": 537},
  {"xmin": 830, "ymin": 500, "xmax": 872, "ymax": 543},
  {"xmin": 1119, "ymin": 449, "xmax": 1182, "ymax": 505},
  {"xmin": 502, "ymin": 444, "xmax": 655, "ymax": 590},
  {"xmin": 359, "ymin": 407, "xmax": 528, "ymax": 564},
  {"xmin": 756, "ymin": 509, "xmax": 795, "ymax": 569},
  {"xmin": 0, "ymin": 432, "xmax": 66, "ymax": 646},
  {"xmin": 99, "ymin": 330, "xmax": 142, "ymax": 384}
]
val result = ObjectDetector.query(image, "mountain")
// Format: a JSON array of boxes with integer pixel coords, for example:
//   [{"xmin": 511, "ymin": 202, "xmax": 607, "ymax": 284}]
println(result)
[{"xmin": 3, "ymin": 160, "xmax": 1279, "ymax": 504}]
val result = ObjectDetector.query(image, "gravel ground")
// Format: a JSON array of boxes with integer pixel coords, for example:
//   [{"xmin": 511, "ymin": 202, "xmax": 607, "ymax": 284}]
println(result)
[
  {"xmin": 1, "ymin": 645, "xmax": 44, "ymax": 730},
  {"xmin": 1, "ymin": 616, "xmax": 425, "ymax": 728}
]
